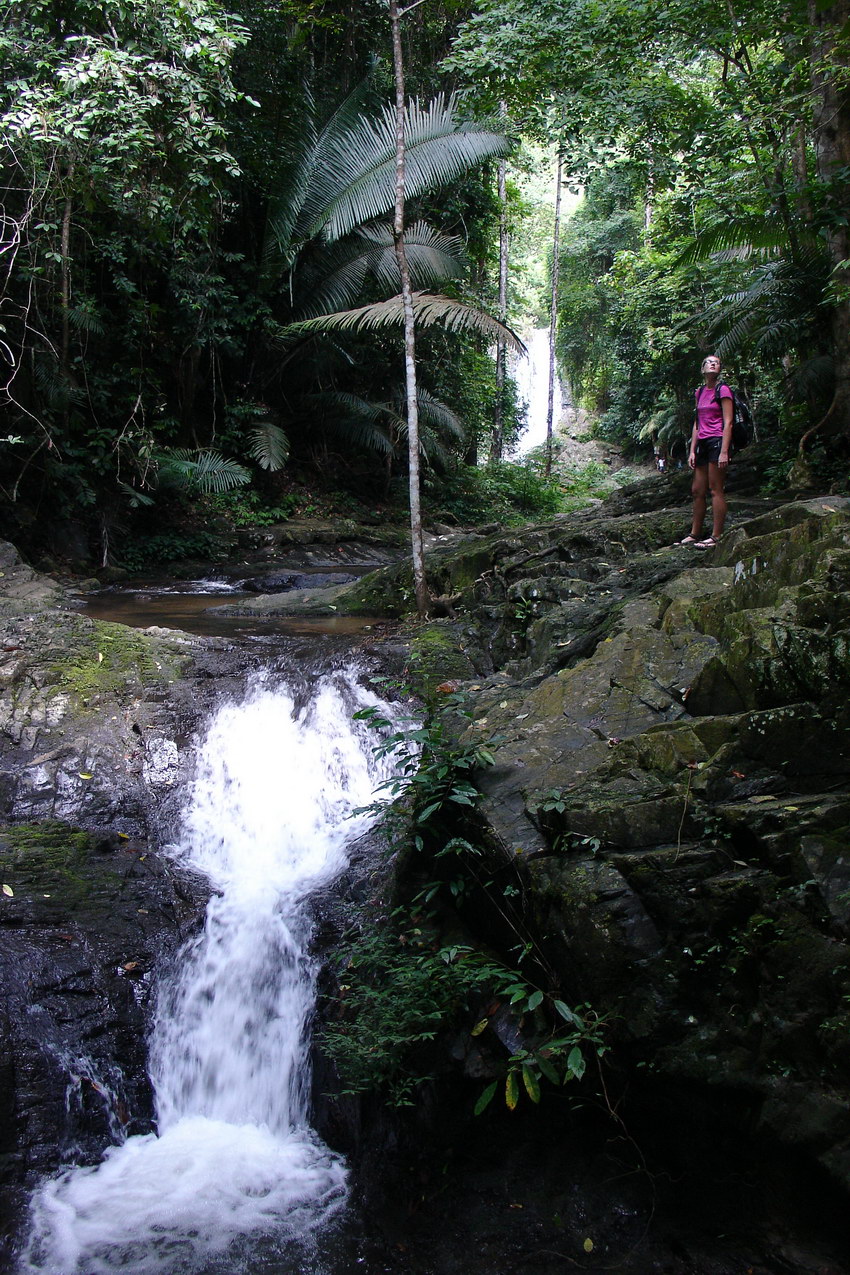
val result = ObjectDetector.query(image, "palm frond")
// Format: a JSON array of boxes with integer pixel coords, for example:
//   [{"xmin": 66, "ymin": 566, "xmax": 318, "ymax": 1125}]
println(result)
[
  {"xmin": 247, "ymin": 422, "xmax": 290, "ymax": 471},
  {"xmin": 265, "ymin": 80, "xmax": 377, "ymax": 260},
  {"xmin": 296, "ymin": 94, "xmax": 511, "ymax": 244},
  {"xmin": 296, "ymin": 220, "xmax": 467, "ymax": 319},
  {"xmin": 68, "ymin": 304, "xmax": 106, "ymax": 336},
  {"xmin": 312, "ymin": 390, "xmax": 390, "ymax": 424},
  {"xmin": 284, "ymin": 292, "xmax": 526, "ymax": 353},
  {"xmin": 118, "ymin": 480, "xmax": 155, "ymax": 508},
  {"xmin": 317, "ymin": 398, "xmax": 395, "ymax": 456},
  {"xmin": 676, "ymin": 213, "xmax": 798, "ymax": 266},
  {"xmin": 156, "ymin": 449, "xmax": 251, "ymax": 494},
  {"xmin": 407, "ymin": 386, "xmax": 465, "ymax": 442}
]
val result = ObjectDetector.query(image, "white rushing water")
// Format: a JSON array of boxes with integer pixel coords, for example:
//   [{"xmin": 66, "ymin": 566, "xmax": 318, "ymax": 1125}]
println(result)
[
  {"xmin": 21, "ymin": 670, "xmax": 399, "ymax": 1275},
  {"xmin": 513, "ymin": 328, "xmax": 563, "ymax": 456}
]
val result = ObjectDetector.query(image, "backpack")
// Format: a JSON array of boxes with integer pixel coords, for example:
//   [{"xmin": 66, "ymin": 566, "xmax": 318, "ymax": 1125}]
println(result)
[{"xmin": 694, "ymin": 384, "xmax": 753, "ymax": 451}]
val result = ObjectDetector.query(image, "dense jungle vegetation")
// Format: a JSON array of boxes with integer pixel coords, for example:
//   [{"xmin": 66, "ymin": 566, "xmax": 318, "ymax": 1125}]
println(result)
[{"xmin": 1, "ymin": 0, "xmax": 849, "ymax": 569}]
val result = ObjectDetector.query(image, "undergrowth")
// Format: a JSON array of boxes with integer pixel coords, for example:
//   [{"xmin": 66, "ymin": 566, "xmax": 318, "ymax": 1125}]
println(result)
[{"xmin": 319, "ymin": 681, "xmax": 608, "ymax": 1112}]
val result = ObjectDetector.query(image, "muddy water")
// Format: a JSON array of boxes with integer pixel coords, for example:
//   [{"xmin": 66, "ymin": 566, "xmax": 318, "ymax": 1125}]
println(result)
[{"xmin": 83, "ymin": 585, "xmax": 382, "ymax": 641}]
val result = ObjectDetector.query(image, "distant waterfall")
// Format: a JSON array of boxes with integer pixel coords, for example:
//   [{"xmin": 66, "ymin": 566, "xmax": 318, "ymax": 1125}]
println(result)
[
  {"xmin": 513, "ymin": 328, "xmax": 564, "ymax": 456},
  {"xmin": 21, "ymin": 670, "xmax": 400, "ymax": 1275}
]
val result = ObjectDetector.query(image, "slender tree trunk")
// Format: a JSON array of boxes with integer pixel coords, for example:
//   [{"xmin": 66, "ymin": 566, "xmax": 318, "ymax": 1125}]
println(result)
[
  {"xmin": 545, "ymin": 153, "xmax": 562, "ymax": 478},
  {"xmin": 804, "ymin": 0, "xmax": 850, "ymax": 447},
  {"xmin": 389, "ymin": 0, "xmax": 428, "ymax": 617},
  {"xmin": 60, "ymin": 162, "xmax": 74, "ymax": 435},
  {"xmin": 491, "ymin": 115, "xmax": 509, "ymax": 463}
]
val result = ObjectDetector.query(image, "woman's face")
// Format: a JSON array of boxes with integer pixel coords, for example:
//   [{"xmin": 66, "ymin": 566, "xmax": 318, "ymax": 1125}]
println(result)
[{"xmin": 702, "ymin": 356, "xmax": 721, "ymax": 375}]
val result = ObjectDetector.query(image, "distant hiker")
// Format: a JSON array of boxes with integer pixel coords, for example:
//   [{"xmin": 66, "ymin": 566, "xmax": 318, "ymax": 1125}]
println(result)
[{"xmin": 675, "ymin": 354, "xmax": 733, "ymax": 549}]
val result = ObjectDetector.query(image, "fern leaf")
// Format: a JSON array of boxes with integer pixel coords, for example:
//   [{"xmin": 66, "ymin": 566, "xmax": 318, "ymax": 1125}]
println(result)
[
  {"xmin": 156, "ymin": 449, "xmax": 251, "ymax": 494},
  {"xmin": 247, "ymin": 423, "xmax": 289, "ymax": 471},
  {"xmin": 283, "ymin": 292, "xmax": 526, "ymax": 352}
]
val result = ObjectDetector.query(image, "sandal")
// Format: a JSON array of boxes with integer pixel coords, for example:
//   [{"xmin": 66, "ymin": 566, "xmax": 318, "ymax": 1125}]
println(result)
[
  {"xmin": 695, "ymin": 536, "xmax": 718, "ymax": 550},
  {"xmin": 675, "ymin": 534, "xmax": 698, "ymax": 545}
]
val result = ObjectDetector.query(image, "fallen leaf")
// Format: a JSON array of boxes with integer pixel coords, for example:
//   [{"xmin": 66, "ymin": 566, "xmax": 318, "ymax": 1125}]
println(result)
[
  {"xmin": 123, "ymin": 961, "xmax": 140, "ymax": 972},
  {"xmin": 97, "ymin": 652, "xmax": 104, "ymax": 664},
  {"xmin": 78, "ymin": 772, "xmax": 93, "ymax": 780},
  {"xmin": 584, "ymin": 1238, "xmax": 594, "ymax": 1253},
  {"xmin": 2, "ymin": 883, "xmax": 13, "ymax": 897}
]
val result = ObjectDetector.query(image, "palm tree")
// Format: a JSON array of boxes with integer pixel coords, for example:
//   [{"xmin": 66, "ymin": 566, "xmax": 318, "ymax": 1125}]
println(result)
[{"xmin": 256, "ymin": 78, "xmax": 522, "ymax": 613}]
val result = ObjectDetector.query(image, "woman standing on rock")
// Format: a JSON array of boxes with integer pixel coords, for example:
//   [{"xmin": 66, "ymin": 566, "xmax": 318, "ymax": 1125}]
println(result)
[{"xmin": 677, "ymin": 354, "xmax": 734, "ymax": 549}]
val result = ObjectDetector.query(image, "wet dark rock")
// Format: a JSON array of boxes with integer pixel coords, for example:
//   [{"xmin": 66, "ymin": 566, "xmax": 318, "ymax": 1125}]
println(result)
[
  {"xmin": 242, "ymin": 570, "xmax": 357, "ymax": 592},
  {"xmin": 358, "ymin": 493, "xmax": 850, "ymax": 1202},
  {"xmin": 0, "ymin": 818, "xmax": 210, "ymax": 1258}
]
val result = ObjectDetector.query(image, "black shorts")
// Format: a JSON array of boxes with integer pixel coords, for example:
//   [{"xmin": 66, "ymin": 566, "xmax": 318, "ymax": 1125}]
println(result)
[{"xmin": 694, "ymin": 437, "xmax": 724, "ymax": 466}]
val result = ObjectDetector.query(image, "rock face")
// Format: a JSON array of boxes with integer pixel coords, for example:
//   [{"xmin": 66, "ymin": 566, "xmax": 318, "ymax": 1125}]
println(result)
[
  {"xmin": 0, "ymin": 545, "xmax": 233, "ymax": 1263},
  {"xmin": 380, "ymin": 492, "xmax": 850, "ymax": 1200},
  {"xmin": 0, "ymin": 823, "xmax": 208, "ymax": 1222},
  {"xmin": 242, "ymin": 570, "xmax": 357, "ymax": 593}
]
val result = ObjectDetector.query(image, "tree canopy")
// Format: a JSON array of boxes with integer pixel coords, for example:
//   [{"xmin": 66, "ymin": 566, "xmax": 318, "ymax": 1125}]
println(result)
[{"xmin": 1, "ymin": 0, "xmax": 848, "ymax": 566}]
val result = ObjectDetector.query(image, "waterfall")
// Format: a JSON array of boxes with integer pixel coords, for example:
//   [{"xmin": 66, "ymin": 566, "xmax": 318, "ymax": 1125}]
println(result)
[
  {"xmin": 21, "ymin": 669, "xmax": 400, "ymax": 1275},
  {"xmin": 512, "ymin": 328, "xmax": 564, "ymax": 456}
]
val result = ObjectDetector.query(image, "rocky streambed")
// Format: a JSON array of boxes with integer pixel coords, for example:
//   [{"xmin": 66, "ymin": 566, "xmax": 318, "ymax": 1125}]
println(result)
[{"xmin": 1, "ymin": 467, "xmax": 850, "ymax": 1273}]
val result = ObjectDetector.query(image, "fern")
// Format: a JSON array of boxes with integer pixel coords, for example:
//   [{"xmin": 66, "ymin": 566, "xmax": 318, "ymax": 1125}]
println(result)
[
  {"xmin": 247, "ymin": 423, "xmax": 289, "ymax": 471},
  {"xmin": 156, "ymin": 449, "xmax": 251, "ymax": 494},
  {"xmin": 284, "ymin": 291, "xmax": 525, "ymax": 351}
]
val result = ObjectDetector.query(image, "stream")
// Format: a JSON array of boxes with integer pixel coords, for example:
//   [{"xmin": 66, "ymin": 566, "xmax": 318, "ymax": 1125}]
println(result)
[{"xmin": 19, "ymin": 666, "xmax": 402, "ymax": 1274}]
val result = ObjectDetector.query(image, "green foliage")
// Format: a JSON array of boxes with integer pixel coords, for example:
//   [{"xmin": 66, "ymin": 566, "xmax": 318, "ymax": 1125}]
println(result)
[
  {"xmin": 118, "ymin": 530, "xmax": 230, "ymax": 571},
  {"xmin": 207, "ymin": 488, "xmax": 299, "ymax": 526},
  {"xmin": 320, "ymin": 913, "xmax": 606, "ymax": 1110},
  {"xmin": 447, "ymin": 0, "xmax": 850, "ymax": 457},
  {"xmin": 155, "ymin": 450, "xmax": 251, "ymax": 495},
  {"xmin": 353, "ymin": 686, "xmax": 498, "ymax": 837},
  {"xmin": 426, "ymin": 458, "xmax": 565, "ymax": 525},
  {"xmin": 330, "ymin": 684, "xmax": 608, "ymax": 1110}
]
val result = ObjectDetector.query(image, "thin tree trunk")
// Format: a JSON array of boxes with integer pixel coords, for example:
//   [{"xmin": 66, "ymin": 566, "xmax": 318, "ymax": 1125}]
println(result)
[
  {"xmin": 389, "ymin": 0, "xmax": 428, "ymax": 617},
  {"xmin": 545, "ymin": 153, "xmax": 562, "ymax": 478},
  {"xmin": 491, "ymin": 117, "xmax": 509, "ymax": 463},
  {"xmin": 60, "ymin": 162, "xmax": 75, "ymax": 434},
  {"xmin": 803, "ymin": 0, "xmax": 850, "ymax": 448}
]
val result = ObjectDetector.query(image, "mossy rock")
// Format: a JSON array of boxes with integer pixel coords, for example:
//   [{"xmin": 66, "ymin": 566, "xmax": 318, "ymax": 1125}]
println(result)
[
  {"xmin": 44, "ymin": 620, "xmax": 186, "ymax": 704},
  {"xmin": 406, "ymin": 622, "xmax": 477, "ymax": 701},
  {"xmin": 0, "ymin": 821, "xmax": 120, "ymax": 916}
]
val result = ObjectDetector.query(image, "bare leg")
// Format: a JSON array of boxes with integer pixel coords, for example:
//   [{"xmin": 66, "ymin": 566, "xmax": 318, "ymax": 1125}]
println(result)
[
  {"xmin": 708, "ymin": 462, "xmax": 727, "ymax": 538},
  {"xmin": 690, "ymin": 466, "xmax": 708, "ymax": 537}
]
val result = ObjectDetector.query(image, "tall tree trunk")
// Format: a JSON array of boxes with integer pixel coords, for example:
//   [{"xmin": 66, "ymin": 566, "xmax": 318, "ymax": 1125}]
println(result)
[
  {"xmin": 545, "ymin": 153, "xmax": 562, "ymax": 478},
  {"xmin": 60, "ymin": 162, "xmax": 75, "ymax": 436},
  {"xmin": 389, "ymin": 0, "xmax": 428, "ymax": 617},
  {"xmin": 805, "ymin": 0, "xmax": 850, "ymax": 447},
  {"xmin": 491, "ymin": 114, "xmax": 509, "ymax": 463}
]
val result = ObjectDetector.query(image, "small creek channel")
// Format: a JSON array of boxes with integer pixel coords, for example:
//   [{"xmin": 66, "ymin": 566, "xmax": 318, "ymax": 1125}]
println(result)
[{"xmin": 82, "ymin": 577, "xmax": 381, "ymax": 641}]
